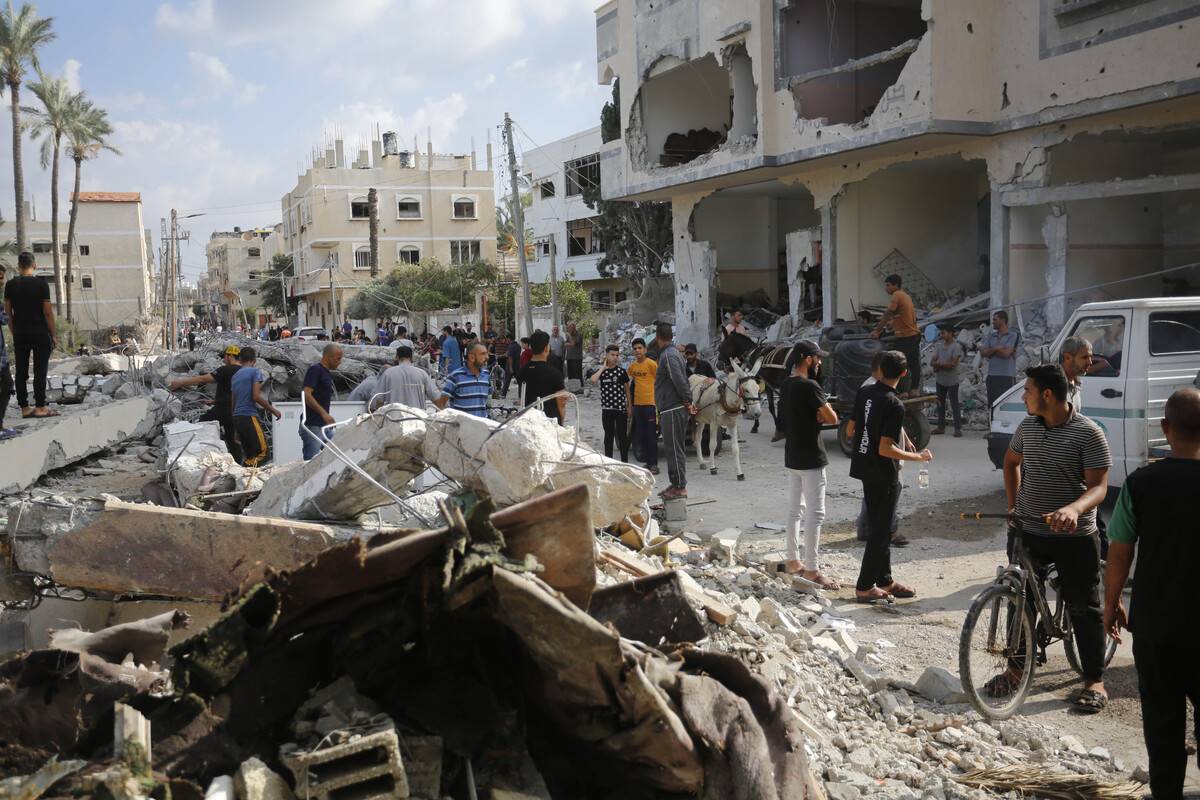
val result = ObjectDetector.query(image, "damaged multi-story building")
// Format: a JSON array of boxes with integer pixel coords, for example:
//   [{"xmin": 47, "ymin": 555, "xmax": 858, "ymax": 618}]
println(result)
[{"xmin": 595, "ymin": 0, "xmax": 1200, "ymax": 345}]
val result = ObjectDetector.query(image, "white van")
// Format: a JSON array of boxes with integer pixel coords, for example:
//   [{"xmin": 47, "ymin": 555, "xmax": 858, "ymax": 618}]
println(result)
[{"xmin": 987, "ymin": 297, "xmax": 1200, "ymax": 488}]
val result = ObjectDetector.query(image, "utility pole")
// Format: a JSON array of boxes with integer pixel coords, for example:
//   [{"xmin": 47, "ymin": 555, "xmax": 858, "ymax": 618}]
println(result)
[
  {"xmin": 159, "ymin": 219, "xmax": 169, "ymax": 348},
  {"xmin": 549, "ymin": 233, "xmax": 560, "ymax": 327},
  {"xmin": 169, "ymin": 209, "xmax": 178, "ymax": 349},
  {"xmin": 328, "ymin": 255, "xmax": 339, "ymax": 326},
  {"xmin": 368, "ymin": 187, "xmax": 379, "ymax": 278},
  {"xmin": 503, "ymin": 113, "xmax": 534, "ymax": 337}
]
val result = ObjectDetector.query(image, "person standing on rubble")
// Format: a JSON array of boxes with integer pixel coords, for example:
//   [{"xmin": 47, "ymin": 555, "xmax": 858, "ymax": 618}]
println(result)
[
  {"xmin": 1104, "ymin": 387, "xmax": 1200, "ymax": 799},
  {"xmin": 931, "ymin": 325, "xmax": 964, "ymax": 437},
  {"xmin": 443, "ymin": 341, "xmax": 491, "ymax": 418},
  {"xmin": 981, "ymin": 310, "xmax": 1019, "ymax": 409},
  {"xmin": 782, "ymin": 340, "xmax": 839, "ymax": 589},
  {"xmin": 518, "ymin": 330, "xmax": 567, "ymax": 424},
  {"xmin": 591, "ymin": 343, "xmax": 631, "ymax": 461},
  {"xmin": 300, "ymin": 344, "xmax": 343, "ymax": 461},
  {"xmin": 654, "ymin": 323, "xmax": 695, "ymax": 500},
  {"xmin": 372, "ymin": 346, "xmax": 448, "ymax": 412},
  {"xmin": 870, "ymin": 274, "xmax": 921, "ymax": 395},
  {"xmin": 170, "ymin": 345, "xmax": 244, "ymax": 462},
  {"xmin": 230, "ymin": 347, "xmax": 282, "ymax": 467},
  {"xmin": 850, "ymin": 350, "xmax": 931, "ymax": 603},
  {"xmin": 4, "ymin": 252, "xmax": 59, "ymax": 420},
  {"xmin": 628, "ymin": 337, "xmax": 658, "ymax": 472}
]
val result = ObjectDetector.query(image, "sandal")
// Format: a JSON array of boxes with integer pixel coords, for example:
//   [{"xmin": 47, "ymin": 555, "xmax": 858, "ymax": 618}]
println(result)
[
  {"xmin": 984, "ymin": 671, "xmax": 1022, "ymax": 698},
  {"xmin": 891, "ymin": 534, "xmax": 910, "ymax": 547},
  {"xmin": 880, "ymin": 581, "xmax": 916, "ymax": 599},
  {"xmin": 32, "ymin": 409, "xmax": 61, "ymax": 418},
  {"xmin": 1073, "ymin": 688, "xmax": 1107, "ymax": 714},
  {"xmin": 20, "ymin": 408, "xmax": 34, "ymax": 419},
  {"xmin": 855, "ymin": 588, "xmax": 894, "ymax": 605},
  {"xmin": 803, "ymin": 570, "xmax": 841, "ymax": 590}
]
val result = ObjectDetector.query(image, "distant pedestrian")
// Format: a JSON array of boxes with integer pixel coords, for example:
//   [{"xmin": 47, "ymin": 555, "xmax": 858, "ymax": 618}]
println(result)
[
  {"xmin": 301, "ymin": 344, "xmax": 342, "ymax": 461},
  {"xmin": 229, "ymin": 347, "xmax": 281, "ymax": 467},
  {"xmin": 1104, "ymin": 387, "xmax": 1200, "ymax": 799},
  {"xmin": 170, "ymin": 344, "xmax": 243, "ymax": 462},
  {"xmin": 850, "ymin": 350, "xmax": 931, "ymax": 603},
  {"xmin": 627, "ymin": 337, "xmax": 658, "ymax": 473},
  {"xmin": 440, "ymin": 324, "xmax": 462, "ymax": 375},
  {"xmin": 503, "ymin": 335, "xmax": 522, "ymax": 397},
  {"xmin": 0, "ymin": 303, "xmax": 17, "ymax": 439},
  {"xmin": 443, "ymin": 342, "xmax": 491, "ymax": 417},
  {"xmin": 548, "ymin": 324, "xmax": 565, "ymax": 373},
  {"xmin": 564, "ymin": 322, "xmax": 583, "ymax": 390},
  {"xmin": 981, "ymin": 309, "xmax": 1019, "ymax": 408},
  {"xmin": 187, "ymin": 328, "xmax": 196, "ymax": 351},
  {"xmin": 931, "ymin": 325, "xmax": 964, "ymax": 436},
  {"xmin": 3, "ymin": 252, "xmax": 58, "ymax": 419},
  {"xmin": 654, "ymin": 323, "xmax": 694, "ymax": 499},
  {"xmin": 782, "ymin": 340, "xmax": 838, "ymax": 588},
  {"xmin": 871, "ymin": 273, "xmax": 921, "ymax": 395},
  {"xmin": 372, "ymin": 346, "xmax": 447, "ymax": 412},
  {"xmin": 342, "ymin": 320, "xmax": 352, "ymax": 339},
  {"xmin": 591, "ymin": 343, "xmax": 631, "ymax": 461},
  {"xmin": 518, "ymin": 330, "xmax": 566, "ymax": 424}
]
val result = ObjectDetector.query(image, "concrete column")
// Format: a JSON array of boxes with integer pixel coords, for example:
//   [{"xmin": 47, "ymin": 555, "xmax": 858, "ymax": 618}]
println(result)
[
  {"xmin": 785, "ymin": 228, "xmax": 814, "ymax": 323},
  {"xmin": 671, "ymin": 193, "xmax": 716, "ymax": 347},
  {"xmin": 821, "ymin": 196, "xmax": 838, "ymax": 328},
  {"xmin": 989, "ymin": 192, "xmax": 1010, "ymax": 312},
  {"xmin": 1041, "ymin": 204, "xmax": 1068, "ymax": 331}
]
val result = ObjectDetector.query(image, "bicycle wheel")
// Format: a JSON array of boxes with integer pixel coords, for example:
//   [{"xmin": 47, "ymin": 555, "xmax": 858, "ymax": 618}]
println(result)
[
  {"xmin": 959, "ymin": 583, "xmax": 1037, "ymax": 720},
  {"xmin": 1058, "ymin": 592, "xmax": 1119, "ymax": 676}
]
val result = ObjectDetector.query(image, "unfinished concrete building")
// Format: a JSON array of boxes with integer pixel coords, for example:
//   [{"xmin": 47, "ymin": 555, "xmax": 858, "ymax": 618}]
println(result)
[{"xmin": 595, "ymin": 0, "xmax": 1200, "ymax": 344}]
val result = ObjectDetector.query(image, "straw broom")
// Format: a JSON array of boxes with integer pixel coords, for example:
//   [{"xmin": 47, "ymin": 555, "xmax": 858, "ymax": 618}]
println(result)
[{"xmin": 952, "ymin": 764, "xmax": 1146, "ymax": 799}]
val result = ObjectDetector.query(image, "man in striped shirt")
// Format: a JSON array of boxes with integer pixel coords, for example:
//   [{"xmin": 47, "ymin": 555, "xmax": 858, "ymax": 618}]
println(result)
[
  {"xmin": 443, "ymin": 342, "xmax": 491, "ymax": 417},
  {"xmin": 999, "ymin": 363, "xmax": 1111, "ymax": 712}
]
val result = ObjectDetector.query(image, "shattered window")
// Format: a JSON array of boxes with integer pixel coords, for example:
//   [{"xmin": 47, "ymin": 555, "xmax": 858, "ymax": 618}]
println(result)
[{"xmin": 564, "ymin": 154, "xmax": 600, "ymax": 196}]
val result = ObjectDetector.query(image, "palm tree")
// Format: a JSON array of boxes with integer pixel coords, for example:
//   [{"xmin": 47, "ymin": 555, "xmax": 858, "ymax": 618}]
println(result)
[
  {"xmin": 0, "ymin": 212, "xmax": 16, "ymax": 276},
  {"xmin": 64, "ymin": 97, "xmax": 118, "ymax": 322},
  {"xmin": 0, "ymin": 2, "xmax": 55, "ymax": 253},
  {"xmin": 25, "ymin": 69, "xmax": 77, "ymax": 313}
]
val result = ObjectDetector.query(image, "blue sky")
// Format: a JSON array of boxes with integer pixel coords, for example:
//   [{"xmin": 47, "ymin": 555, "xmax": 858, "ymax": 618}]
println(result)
[{"xmin": 1, "ymin": 0, "xmax": 610, "ymax": 280}]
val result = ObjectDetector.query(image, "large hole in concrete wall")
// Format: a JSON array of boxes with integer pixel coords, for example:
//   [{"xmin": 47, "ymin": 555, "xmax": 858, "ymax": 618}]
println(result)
[
  {"xmin": 634, "ymin": 54, "xmax": 736, "ymax": 168},
  {"xmin": 726, "ymin": 44, "xmax": 758, "ymax": 145},
  {"xmin": 780, "ymin": 0, "xmax": 925, "ymax": 126}
]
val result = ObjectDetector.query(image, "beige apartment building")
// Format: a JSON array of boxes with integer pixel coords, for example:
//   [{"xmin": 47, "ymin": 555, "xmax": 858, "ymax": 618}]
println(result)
[
  {"xmin": 595, "ymin": 0, "xmax": 1200, "ymax": 345},
  {"xmin": 204, "ymin": 225, "xmax": 281, "ymax": 327},
  {"xmin": 0, "ymin": 192, "xmax": 154, "ymax": 334},
  {"xmin": 280, "ymin": 133, "xmax": 497, "ymax": 329}
]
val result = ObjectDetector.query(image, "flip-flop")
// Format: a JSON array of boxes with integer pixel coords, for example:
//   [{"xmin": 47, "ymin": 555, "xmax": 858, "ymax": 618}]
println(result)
[
  {"xmin": 1072, "ymin": 688, "xmax": 1107, "ymax": 714},
  {"xmin": 32, "ymin": 410, "xmax": 61, "ymax": 418},
  {"xmin": 855, "ymin": 592, "xmax": 894, "ymax": 605},
  {"xmin": 20, "ymin": 410, "xmax": 34, "ymax": 419},
  {"xmin": 891, "ymin": 534, "xmax": 910, "ymax": 547},
  {"xmin": 803, "ymin": 571, "xmax": 841, "ymax": 590},
  {"xmin": 881, "ymin": 583, "xmax": 916, "ymax": 599}
]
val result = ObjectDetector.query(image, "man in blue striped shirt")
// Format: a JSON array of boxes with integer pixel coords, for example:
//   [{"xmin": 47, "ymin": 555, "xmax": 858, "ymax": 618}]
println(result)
[{"xmin": 443, "ymin": 342, "xmax": 491, "ymax": 417}]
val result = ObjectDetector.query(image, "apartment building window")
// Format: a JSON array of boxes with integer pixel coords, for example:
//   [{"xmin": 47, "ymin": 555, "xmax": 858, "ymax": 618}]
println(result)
[
  {"xmin": 248, "ymin": 247, "xmax": 261, "ymax": 257},
  {"xmin": 567, "ymin": 217, "xmax": 602, "ymax": 257},
  {"xmin": 81, "ymin": 274, "xmax": 94, "ymax": 289},
  {"xmin": 350, "ymin": 196, "xmax": 370, "ymax": 219},
  {"xmin": 32, "ymin": 241, "xmax": 52, "ymax": 254},
  {"xmin": 537, "ymin": 239, "xmax": 551, "ymax": 258},
  {"xmin": 450, "ymin": 240, "xmax": 481, "ymax": 265},
  {"xmin": 539, "ymin": 181, "xmax": 555, "ymax": 199},
  {"xmin": 590, "ymin": 289, "xmax": 611, "ymax": 310},
  {"xmin": 354, "ymin": 246, "xmax": 374, "ymax": 269},
  {"xmin": 452, "ymin": 197, "xmax": 477, "ymax": 219},
  {"xmin": 79, "ymin": 244, "xmax": 90, "ymax": 256},
  {"xmin": 564, "ymin": 153, "xmax": 600, "ymax": 197},
  {"xmin": 398, "ymin": 245, "xmax": 420, "ymax": 264},
  {"xmin": 397, "ymin": 197, "xmax": 421, "ymax": 218},
  {"xmin": 615, "ymin": 290, "xmax": 627, "ymax": 305}
]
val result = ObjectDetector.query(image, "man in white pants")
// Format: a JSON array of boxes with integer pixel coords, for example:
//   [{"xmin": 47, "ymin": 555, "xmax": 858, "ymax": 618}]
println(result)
[{"xmin": 781, "ymin": 340, "xmax": 840, "ymax": 589}]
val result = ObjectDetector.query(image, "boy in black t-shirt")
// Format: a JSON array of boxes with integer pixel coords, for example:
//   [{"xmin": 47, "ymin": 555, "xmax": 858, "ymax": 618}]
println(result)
[
  {"xmin": 781, "ymin": 340, "xmax": 839, "ymax": 589},
  {"xmin": 3, "ymin": 252, "xmax": 57, "ymax": 418},
  {"xmin": 849, "ymin": 350, "xmax": 932, "ymax": 603},
  {"xmin": 518, "ymin": 330, "xmax": 566, "ymax": 424},
  {"xmin": 590, "ymin": 343, "xmax": 631, "ymax": 461}
]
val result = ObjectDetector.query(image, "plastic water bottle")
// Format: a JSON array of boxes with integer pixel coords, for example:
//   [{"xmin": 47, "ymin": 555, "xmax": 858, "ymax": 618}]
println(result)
[{"xmin": 918, "ymin": 468, "xmax": 930, "ymax": 489}]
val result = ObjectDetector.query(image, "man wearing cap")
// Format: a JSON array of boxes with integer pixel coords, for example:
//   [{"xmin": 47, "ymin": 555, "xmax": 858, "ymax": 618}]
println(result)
[
  {"xmin": 684, "ymin": 344, "xmax": 715, "ymax": 379},
  {"xmin": 782, "ymin": 340, "xmax": 840, "ymax": 589},
  {"xmin": 170, "ymin": 345, "xmax": 244, "ymax": 462}
]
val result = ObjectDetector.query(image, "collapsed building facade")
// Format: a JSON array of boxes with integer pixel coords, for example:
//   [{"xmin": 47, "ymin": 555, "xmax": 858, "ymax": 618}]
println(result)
[{"xmin": 594, "ymin": 0, "xmax": 1200, "ymax": 345}]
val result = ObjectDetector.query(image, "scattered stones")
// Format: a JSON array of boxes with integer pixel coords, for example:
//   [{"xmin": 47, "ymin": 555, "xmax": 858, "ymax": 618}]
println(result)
[{"xmin": 914, "ymin": 666, "xmax": 968, "ymax": 705}]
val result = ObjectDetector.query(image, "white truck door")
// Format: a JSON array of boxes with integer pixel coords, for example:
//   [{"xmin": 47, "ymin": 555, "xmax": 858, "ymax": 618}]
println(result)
[
  {"xmin": 1143, "ymin": 308, "xmax": 1200, "ymax": 464},
  {"xmin": 1066, "ymin": 312, "xmax": 1130, "ymax": 484}
]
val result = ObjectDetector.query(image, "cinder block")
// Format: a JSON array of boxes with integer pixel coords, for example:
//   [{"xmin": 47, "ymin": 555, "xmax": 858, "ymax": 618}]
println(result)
[
  {"xmin": 400, "ymin": 735, "xmax": 441, "ymax": 799},
  {"xmin": 282, "ymin": 728, "xmax": 408, "ymax": 800}
]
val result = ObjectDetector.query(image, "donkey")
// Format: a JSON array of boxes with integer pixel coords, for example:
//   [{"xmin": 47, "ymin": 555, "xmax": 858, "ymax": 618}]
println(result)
[{"xmin": 689, "ymin": 360, "xmax": 762, "ymax": 481}]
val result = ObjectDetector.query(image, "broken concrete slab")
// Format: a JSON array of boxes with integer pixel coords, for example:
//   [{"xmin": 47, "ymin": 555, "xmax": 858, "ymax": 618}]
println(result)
[
  {"xmin": 247, "ymin": 404, "xmax": 428, "ymax": 521},
  {"xmin": 915, "ymin": 666, "xmax": 968, "ymax": 704},
  {"xmin": 3, "ymin": 497, "xmax": 335, "ymax": 601},
  {"xmin": 587, "ymin": 570, "xmax": 706, "ymax": 645},
  {"xmin": 0, "ymin": 390, "xmax": 178, "ymax": 495},
  {"xmin": 235, "ymin": 757, "xmax": 295, "ymax": 800},
  {"xmin": 166, "ymin": 419, "xmax": 268, "ymax": 505},
  {"xmin": 49, "ymin": 609, "xmax": 189, "ymax": 666}
]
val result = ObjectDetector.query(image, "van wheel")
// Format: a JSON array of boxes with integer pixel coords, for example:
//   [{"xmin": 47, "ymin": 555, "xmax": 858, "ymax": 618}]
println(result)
[{"xmin": 904, "ymin": 410, "xmax": 932, "ymax": 451}]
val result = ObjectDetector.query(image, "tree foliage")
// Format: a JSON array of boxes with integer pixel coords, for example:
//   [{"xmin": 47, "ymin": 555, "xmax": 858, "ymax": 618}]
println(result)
[
  {"xmin": 530, "ymin": 270, "xmax": 597, "ymax": 339},
  {"xmin": 259, "ymin": 254, "xmax": 297, "ymax": 317},
  {"xmin": 600, "ymin": 79, "xmax": 620, "ymax": 144},
  {"xmin": 345, "ymin": 258, "xmax": 498, "ymax": 320}
]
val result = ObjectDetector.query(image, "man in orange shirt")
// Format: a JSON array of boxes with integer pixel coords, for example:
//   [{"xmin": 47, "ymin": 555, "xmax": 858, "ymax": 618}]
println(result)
[{"xmin": 872, "ymin": 274, "xmax": 921, "ymax": 394}]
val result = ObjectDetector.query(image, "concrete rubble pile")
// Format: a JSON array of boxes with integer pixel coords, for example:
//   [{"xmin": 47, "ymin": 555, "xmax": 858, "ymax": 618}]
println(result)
[
  {"xmin": 597, "ymin": 529, "xmax": 1148, "ymax": 800},
  {"xmin": 0, "ymin": 488, "xmax": 822, "ymax": 800}
]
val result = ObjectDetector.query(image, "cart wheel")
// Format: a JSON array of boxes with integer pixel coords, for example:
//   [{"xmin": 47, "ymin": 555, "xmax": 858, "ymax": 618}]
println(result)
[
  {"xmin": 838, "ymin": 418, "xmax": 855, "ymax": 458},
  {"xmin": 904, "ymin": 409, "xmax": 932, "ymax": 451}
]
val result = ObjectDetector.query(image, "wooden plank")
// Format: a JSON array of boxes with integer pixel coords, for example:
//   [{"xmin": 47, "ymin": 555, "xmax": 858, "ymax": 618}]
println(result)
[{"xmin": 491, "ymin": 484, "xmax": 596, "ymax": 609}]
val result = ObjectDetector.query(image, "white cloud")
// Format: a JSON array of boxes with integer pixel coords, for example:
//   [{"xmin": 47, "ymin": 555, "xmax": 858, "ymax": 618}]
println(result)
[
  {"xmin": 508, "ymin": 58, "xmax": 529, "ymax": 73},
  {"xmin": 155, "ymin": 0, "xmax": 214, "ymax": 33},
  {"xmin": 323, "ymin": 94, "xmax": 469, "ymax": 155},
  {"xmin": 476, "ymin": 73, "xmax": 496, "ymax": 91},
  {"xmin": 188, "ymin": 51, "xmax": 264, "ymax": 105},
  {"xmin": 63, "ymin": 59, "xmax": 82, "ymax": 92},
  {"xmin": 550, "ymin": 60, "xmax": 591, "ymax": 102}
]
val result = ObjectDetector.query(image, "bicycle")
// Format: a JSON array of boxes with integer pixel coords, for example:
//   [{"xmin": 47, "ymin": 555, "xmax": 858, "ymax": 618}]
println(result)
[{"xmin": 958, "ymin": 513, "xmax": 1119, "ymax": 720}]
